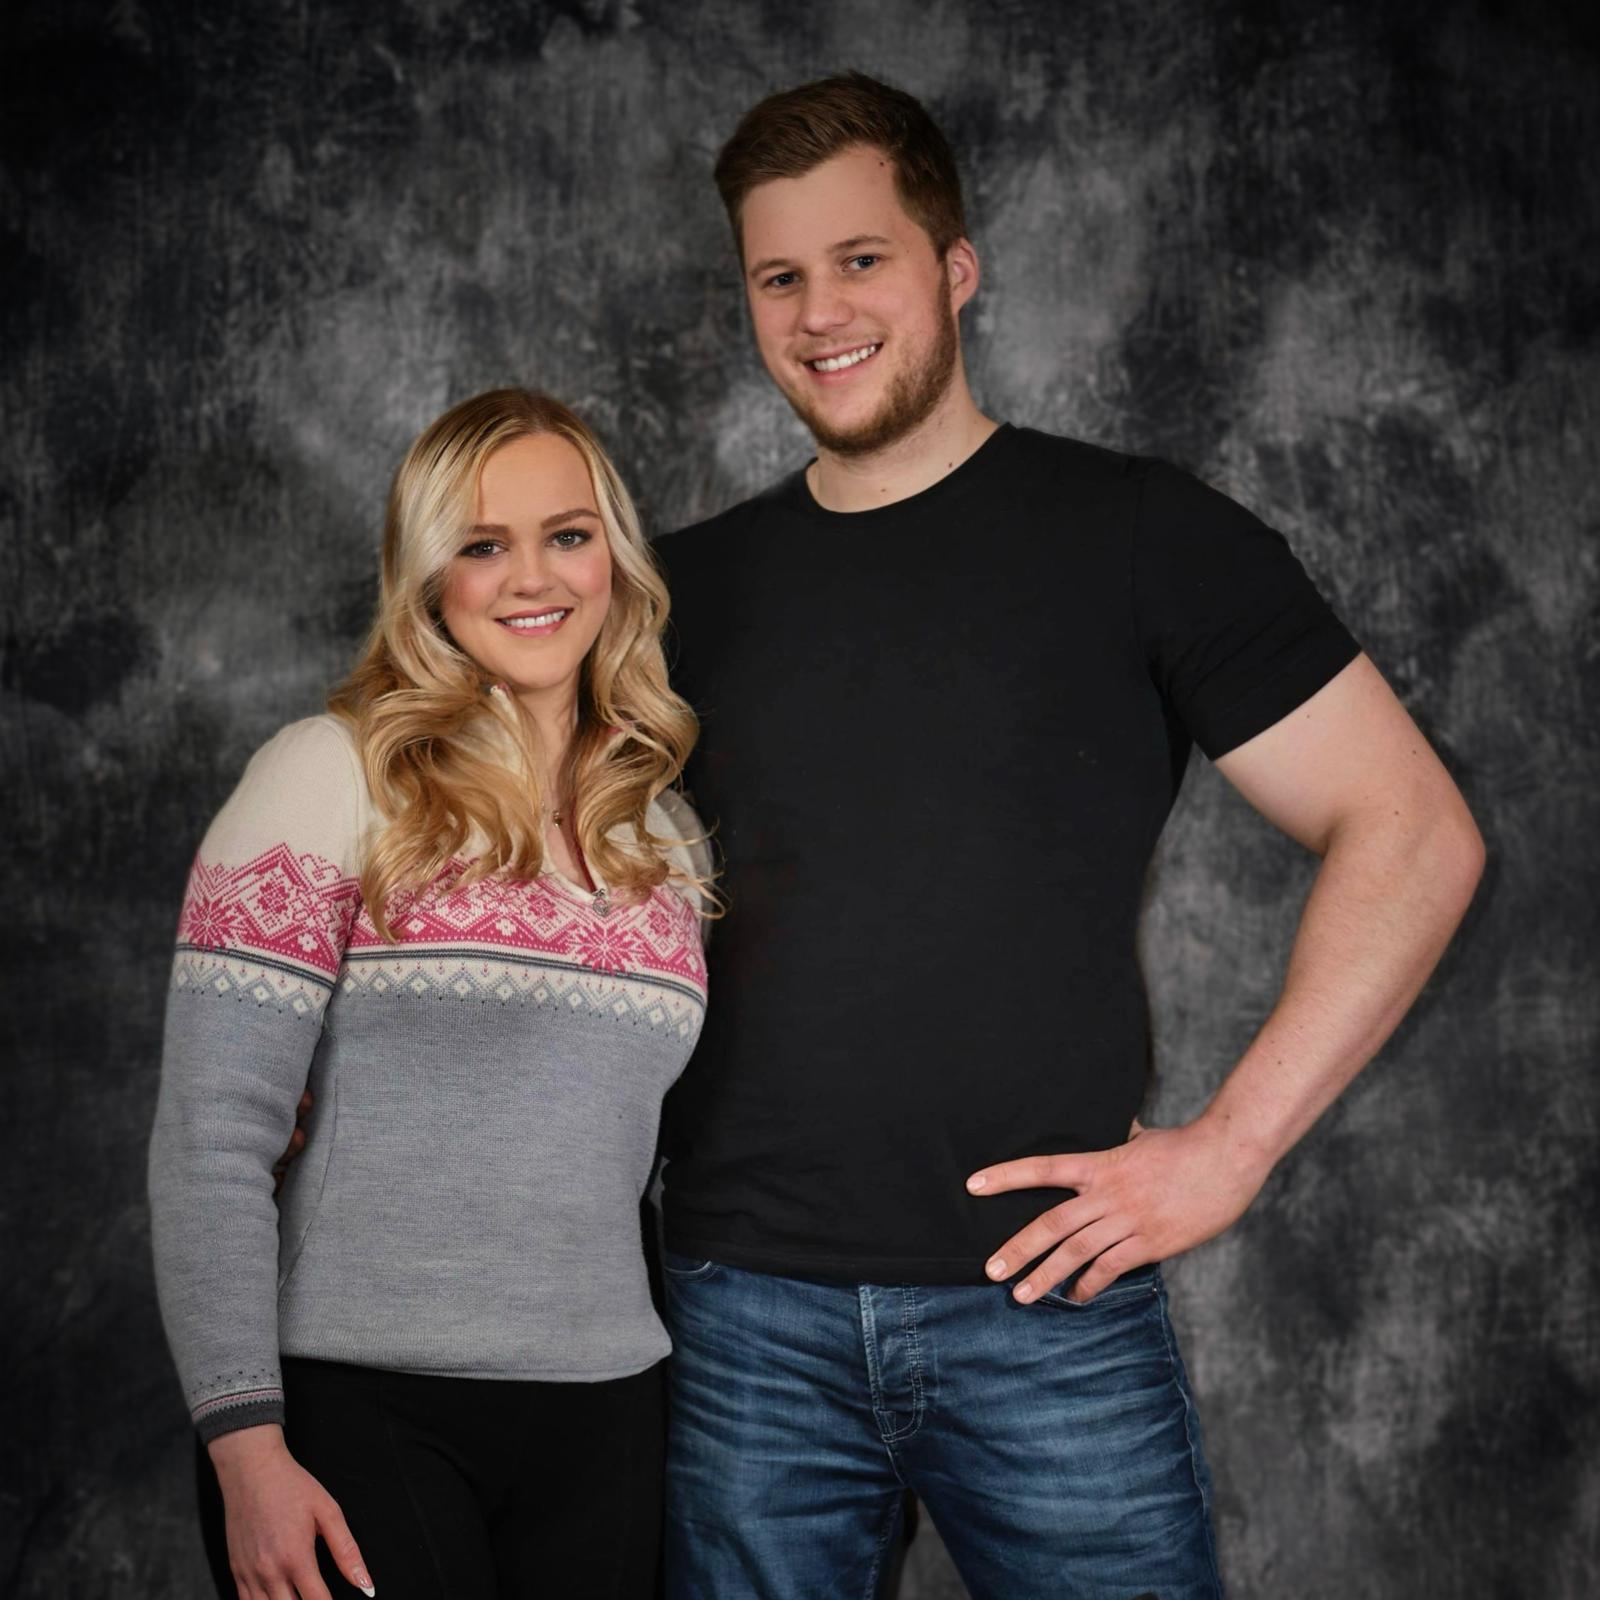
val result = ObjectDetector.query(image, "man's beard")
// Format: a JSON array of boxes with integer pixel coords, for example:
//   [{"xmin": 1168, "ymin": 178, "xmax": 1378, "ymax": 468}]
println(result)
[{"xmin": 787, "ymin": 300, "xmax": 960, "ymax": 458}]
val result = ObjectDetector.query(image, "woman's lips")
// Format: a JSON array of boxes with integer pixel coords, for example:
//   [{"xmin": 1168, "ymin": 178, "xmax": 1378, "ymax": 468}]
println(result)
[{"xmin": 495, "ymin": 608, "xmax": 571, "ymax": 635}]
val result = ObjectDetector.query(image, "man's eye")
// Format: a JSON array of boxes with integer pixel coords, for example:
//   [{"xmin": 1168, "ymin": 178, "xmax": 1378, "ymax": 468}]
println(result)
[
  {"xmin": 765, "ymin": 272, "xmax": 798, "ymax": 290},
  {"xmin": 847, "ymin": 255, "xmax": 879, "ymax": 270},
  {"xmin": 550, "ymin": 529, "xmax": 591, "ymax": 549}
]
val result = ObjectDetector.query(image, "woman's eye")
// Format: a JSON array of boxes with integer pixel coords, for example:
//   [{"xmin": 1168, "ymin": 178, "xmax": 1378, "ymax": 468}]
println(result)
[
  {"xmin": 550, "ymin": 529, "xmax": 591, "ymax": 549},
  {"xmin": 847, "ymin": 255, "xmax": 879, "ymax": 270},
  {"xmin": 460, "ymin": 540, "xmax": 501, "ymax": 559}
]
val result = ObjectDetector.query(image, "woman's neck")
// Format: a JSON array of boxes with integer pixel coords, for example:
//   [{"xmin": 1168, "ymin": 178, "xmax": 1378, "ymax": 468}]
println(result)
[{"xmin": 515, "ymin": 685, "xmax": 580, "ymax": 804}]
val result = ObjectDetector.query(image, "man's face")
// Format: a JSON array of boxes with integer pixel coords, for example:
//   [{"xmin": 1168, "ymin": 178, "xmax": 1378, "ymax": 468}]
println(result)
[{"xmin": 738, "ymin": 145, "xmax": 974, "ymax": 456}]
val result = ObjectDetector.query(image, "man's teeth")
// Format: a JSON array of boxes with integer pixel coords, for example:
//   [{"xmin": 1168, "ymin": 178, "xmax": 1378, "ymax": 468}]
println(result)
[
  {"xmin": 501, "ymin": 611, "xmax": 568, "ymax": 630},
  {"xmin": 809, "ymin": 344, "xmax": 880, "ymax": 373}
]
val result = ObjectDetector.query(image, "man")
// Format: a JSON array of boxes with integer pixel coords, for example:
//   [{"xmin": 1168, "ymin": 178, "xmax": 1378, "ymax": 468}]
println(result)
[{"xmin": 656, "ymin": 73, "xmax": 1484, "ymax": 1598}]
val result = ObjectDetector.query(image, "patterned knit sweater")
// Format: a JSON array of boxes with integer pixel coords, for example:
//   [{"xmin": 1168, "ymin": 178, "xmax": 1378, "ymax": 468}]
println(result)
[{"xmin": 148, "ymin": 714, "xmax": 709, "ymax": 1442}]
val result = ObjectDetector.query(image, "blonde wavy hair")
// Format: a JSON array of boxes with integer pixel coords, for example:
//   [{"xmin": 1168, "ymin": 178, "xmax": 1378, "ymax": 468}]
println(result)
[{"xmin": 329, "ymin": 388, "xmax": 704, "ymax": 939}]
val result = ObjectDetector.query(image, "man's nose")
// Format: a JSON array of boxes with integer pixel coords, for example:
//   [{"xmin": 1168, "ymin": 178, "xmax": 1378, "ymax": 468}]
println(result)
[{"xmin": 796, "ymin": 279, "xmax": 852, "ymax": 335}]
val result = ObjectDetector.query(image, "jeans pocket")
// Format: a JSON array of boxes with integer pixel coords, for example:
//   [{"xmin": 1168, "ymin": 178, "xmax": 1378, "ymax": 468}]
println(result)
[
  {"xmin": 661, "ymin": 1248, "xmax": 722, "ymax": 1282},
  {"xmin": 1036, "ymin": 1260, "xmax": 1161, "ymax": 1310}
]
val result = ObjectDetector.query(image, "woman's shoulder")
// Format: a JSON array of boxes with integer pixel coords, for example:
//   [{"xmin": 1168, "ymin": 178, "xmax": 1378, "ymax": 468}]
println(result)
[
  {"xmin": 644, "ymin": 789, "xmax": 713, "ymax": 919},
  {"xmin": 646, "ymin": 786, "xmax": 702, "ymax": 835},
  {"xmin": 199, "ymin": 713, "xmax": 369, "ymax": 865},
  {"xmin": 237, "ymin": 713, "xmax": 364, "ymax": 803}
]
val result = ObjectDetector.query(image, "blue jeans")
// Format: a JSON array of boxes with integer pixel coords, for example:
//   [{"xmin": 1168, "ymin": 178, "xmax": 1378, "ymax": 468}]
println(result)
[{"xmin": 662, "ymin": 1252, "xmax": 1222, "ymax": 1600}]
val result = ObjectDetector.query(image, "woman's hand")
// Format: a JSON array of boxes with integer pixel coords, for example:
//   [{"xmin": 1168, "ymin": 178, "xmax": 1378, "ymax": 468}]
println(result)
[{"xmin": 207, "ymin": 1424, "xmax": 374, "ymax": 1600}]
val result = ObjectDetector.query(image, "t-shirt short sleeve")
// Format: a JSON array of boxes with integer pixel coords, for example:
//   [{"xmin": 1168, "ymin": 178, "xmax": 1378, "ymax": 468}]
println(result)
[{"xmin": 1132, "ymin": 461, "xmax": 1361, "ymax": 759}]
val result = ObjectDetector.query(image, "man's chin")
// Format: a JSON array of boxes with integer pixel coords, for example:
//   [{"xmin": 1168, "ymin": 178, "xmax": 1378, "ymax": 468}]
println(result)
[
  {"xmin": 806, "ymin": 406, "xmax": 902, "ymax": 457},
  {"xmin": 790, "ymin": 390, "xmax": 929, "ymax": 458}
]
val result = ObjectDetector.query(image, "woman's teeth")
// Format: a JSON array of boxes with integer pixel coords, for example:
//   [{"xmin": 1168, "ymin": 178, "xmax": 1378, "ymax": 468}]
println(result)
[
  {"xmin": 809, "ymin": 343, "xmax": 881, "ymax": 373},
  {"xmin": 500, "ymin": 610, "xmax": 569, "ymax": 630}
]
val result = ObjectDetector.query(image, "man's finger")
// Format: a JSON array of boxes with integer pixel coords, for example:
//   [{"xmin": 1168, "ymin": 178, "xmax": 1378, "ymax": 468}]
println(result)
[
  {"xmin": 316, "ymin": 1499, "xmax": 375, "ymax": 1597},
  {"xmin": 983, "ymin": 1194, "xmax": 1102, "ymax": 1284},
  {"xmin": 1067, "ymin": 1239, "xmax": 1149, "ymax": 1303},
  {"xmin": 1011, "ymin": 1218, "xmax": 1132, "ymax": 1304},
  {"xmin": 966, "ymin": 1152, "xmax": 1093, "ymax": 1196}
]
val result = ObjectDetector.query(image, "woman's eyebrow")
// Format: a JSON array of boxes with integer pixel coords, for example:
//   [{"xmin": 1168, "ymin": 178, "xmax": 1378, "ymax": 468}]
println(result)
[{"xmin": 466, "ymin": 508, "xmax": 600, "ymax": 535}]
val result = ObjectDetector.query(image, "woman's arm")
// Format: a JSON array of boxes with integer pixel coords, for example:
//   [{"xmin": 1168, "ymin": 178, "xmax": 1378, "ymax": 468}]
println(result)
[{"xmin": 148, "ymin": 716, "xmax": 373, "ymax": 1596}]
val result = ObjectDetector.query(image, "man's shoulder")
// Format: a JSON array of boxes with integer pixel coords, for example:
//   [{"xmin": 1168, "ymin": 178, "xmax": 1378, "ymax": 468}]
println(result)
[
  {"xmin": 1005, "ymin": 424, "xmax": 1152, "ymax": 486},
  {"xmin": 1007, "ymin": 429, "xmax": 1263, "ymax": 534}
]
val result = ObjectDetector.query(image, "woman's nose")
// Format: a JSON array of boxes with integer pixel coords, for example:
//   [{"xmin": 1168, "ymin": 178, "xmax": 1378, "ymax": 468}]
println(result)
[{"xmin": 506, "ymin": 544, "xmax": 553, "ymax": 593}]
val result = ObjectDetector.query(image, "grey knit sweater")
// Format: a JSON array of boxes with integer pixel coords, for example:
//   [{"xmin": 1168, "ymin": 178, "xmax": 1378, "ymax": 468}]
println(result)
[{"xmin": 148, "ymin": 715, "xmax": 709, "ymax": 1442}]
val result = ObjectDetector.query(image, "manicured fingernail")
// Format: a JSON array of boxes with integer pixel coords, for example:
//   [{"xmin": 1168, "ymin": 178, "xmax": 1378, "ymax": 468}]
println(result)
[
  {"xmin": 986, "ymin": 1257, "xmax": 1007, "ymax": 1279},
  {"xmin": 967, "ymin": 1174, "xmax": 987, "ymax": 1192},
  {"xmin": 1014, "ymin": 1282, "xmax": 1036, "ymax": 1303},
  {"xmin": 354, "ymin": 1571, "xmax": 375, "ymax": 1597}
]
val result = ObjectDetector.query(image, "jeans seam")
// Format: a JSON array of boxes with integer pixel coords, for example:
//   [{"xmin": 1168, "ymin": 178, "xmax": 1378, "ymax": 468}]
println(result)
[
  {"xmin": 861, "ymin": 1486, "xmax": 905, "ymax": 1600},
  {"xmin": 858, "ymin": 1284, "xmax": 886, "ymax": 1423},
  {"xmin": 1154, "ymin": 1286, "xmax": 1225, "ymax": 1597},
  {"xmin": 862, "ymin": 1286, "xmax": 926, "ymax": 1446},
  {"xmin": 899, "ymin": 1286, "xmax": 926, "ymax": 1439}
]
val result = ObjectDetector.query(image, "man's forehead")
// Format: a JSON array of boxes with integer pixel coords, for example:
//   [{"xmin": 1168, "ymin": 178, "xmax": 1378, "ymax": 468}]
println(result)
[{"xmin": 739, "ymin": 147, "xmax": 915, "ymax": 263}]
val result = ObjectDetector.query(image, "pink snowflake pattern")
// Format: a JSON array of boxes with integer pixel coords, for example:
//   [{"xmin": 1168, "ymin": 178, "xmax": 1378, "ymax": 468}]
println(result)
[
  {"xmin": 570, "ymin": 919, "xmax": 648, "ymax": 975},
  {"xmin": 177, "ymin": 846, "xmax": 361, "ymax": 976},
  {"xmin": 332, "ymin": 856, "xmax": 706, "ymax": 989}
]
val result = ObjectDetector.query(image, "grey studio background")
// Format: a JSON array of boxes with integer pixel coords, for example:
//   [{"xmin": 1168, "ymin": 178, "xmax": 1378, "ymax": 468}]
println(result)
[{"xmin": 3, "ymin": 1, "xmax": 1597, "ymax": 1596}]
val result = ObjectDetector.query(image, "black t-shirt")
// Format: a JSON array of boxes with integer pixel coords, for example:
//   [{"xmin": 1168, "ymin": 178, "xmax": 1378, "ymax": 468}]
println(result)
[{"xmin": 658, "ymin": 424, "xmax": 1359, "ymax": 1283}]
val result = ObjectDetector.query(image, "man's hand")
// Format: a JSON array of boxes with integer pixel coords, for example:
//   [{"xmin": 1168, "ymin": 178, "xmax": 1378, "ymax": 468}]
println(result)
[
  {"xmin": 966, "ymin": 1116, "xmax": 1270, "ymax": 1304},
  {"xmin": 271, "ymin": 1090, "xmax": 314, "ymax": 1196}
]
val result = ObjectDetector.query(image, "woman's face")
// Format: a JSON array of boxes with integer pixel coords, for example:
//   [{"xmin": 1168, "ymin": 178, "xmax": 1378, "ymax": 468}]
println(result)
[{"xmin": 439, "ymin": 433, "xmax": 614, "ymax": 711}]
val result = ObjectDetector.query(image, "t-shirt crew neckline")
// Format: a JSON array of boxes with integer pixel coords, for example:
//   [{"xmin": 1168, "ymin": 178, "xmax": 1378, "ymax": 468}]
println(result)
[{"xmin": 784, "ymin": 422, "xmax": 1016, "ymax": 522}]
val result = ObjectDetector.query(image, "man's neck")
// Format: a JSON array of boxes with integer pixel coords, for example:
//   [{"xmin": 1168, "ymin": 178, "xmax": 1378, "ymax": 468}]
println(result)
[{"xmin": 806, "ymin": 381, "xmax": 999, "ymax": 514}]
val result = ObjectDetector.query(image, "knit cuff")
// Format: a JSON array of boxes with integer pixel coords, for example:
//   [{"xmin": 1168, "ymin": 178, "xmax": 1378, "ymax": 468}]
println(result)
[{"xmin": 193, "ymin": 1386, "xmax": 286, "ymax": 1445}]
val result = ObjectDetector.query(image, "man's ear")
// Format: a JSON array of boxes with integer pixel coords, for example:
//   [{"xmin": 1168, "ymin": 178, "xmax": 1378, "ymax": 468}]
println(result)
[{"xmin": 946, "ymin": 237, "xmax": 981, "ymax": 313}]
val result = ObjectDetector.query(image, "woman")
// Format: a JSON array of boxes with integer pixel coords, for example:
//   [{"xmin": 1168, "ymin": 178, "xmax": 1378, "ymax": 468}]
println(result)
[{"xmin": 149, "ymin": 389, "xmax": 712, "ymax": 1600}]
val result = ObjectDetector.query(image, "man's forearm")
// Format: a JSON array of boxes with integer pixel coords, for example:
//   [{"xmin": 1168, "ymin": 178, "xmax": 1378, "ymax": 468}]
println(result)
[{"xmin": 1200, "ymin": 796, "xmax": 1485, "ymax": 1176}]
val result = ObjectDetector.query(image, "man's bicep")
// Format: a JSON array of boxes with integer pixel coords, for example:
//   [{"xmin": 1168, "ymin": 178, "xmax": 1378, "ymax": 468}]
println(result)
[{"xmin": 1213, "ymin": 654, "xmax": 1462, "ymax": 854}]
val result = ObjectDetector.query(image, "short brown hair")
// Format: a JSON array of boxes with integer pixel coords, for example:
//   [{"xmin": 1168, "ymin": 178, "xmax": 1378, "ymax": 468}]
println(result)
[{"xmin": 714, "ymin": 72, "xmax": 967, "ymax": 259}]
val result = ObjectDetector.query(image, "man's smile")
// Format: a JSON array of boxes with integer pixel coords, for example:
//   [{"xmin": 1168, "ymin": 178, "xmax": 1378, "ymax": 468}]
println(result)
[{"xmin": 803, "ymin": 341, "xmax": 882, "ymax": 376}]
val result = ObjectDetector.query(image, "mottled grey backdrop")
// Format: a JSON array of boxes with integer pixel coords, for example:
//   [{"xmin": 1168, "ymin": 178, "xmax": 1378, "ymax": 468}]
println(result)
[{"xmin": 4, "ymin": 0, "xmax": 1596, "ymax": 1595}]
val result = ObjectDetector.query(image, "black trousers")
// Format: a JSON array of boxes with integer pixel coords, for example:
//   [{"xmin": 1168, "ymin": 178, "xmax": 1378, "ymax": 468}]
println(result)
[{"xmin": 198, "ymin": 1357, "xmax": 665, "ymax": 1599}]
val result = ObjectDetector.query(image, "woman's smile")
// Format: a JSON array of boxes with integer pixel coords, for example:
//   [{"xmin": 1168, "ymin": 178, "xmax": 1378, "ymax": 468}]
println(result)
[{"xmin": 496, "ymin": 607, "xmax": 573, "ymax": 634}]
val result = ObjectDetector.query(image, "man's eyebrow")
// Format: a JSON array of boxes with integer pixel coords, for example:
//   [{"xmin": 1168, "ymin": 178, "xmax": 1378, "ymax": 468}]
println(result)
[
  {"xmin": 746, "ymin": 235, "xmax": 894, "ymax": 279},
  {"xmin": 465, "ymin": 508, "xmax": 600, "ymax": 535}
]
